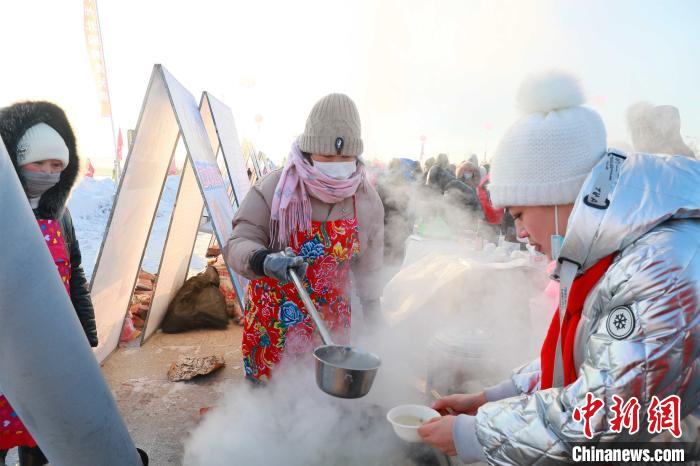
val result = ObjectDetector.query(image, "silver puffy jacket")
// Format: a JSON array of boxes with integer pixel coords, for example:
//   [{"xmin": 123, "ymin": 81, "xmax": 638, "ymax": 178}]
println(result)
[{"xmin": 476, "ymin": 151, "xmax": 700, "ymax": 464}]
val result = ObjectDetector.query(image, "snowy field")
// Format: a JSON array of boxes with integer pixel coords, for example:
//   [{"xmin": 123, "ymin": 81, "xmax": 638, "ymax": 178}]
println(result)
[{"xmin": 67, "ymin": 175, "xmax": 208, "ymax": 282}]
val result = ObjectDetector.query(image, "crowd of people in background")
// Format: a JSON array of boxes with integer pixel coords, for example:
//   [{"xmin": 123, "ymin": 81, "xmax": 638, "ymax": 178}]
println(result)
[
  {"xmin": 364, "ymin": 94, "xmax": 698, "ymax": 280},
  {"xmin": 370, "ymin": 150, "xmax": 516, "ymax": 271}
]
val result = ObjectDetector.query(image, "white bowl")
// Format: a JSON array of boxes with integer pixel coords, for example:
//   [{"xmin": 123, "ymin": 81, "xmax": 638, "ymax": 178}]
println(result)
[{"xmin": 386, "ymin": 404, "xmax": 441, "ymax": 443}]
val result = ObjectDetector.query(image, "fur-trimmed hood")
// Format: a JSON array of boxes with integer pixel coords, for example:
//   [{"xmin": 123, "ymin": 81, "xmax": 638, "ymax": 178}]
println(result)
[{"xmin": 0, "ymin": 101, "xmax": 80, "ymax": 219}]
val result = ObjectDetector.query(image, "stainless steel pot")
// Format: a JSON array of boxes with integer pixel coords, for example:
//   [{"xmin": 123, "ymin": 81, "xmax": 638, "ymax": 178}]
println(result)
[{"xmin": 289, "ymin": 270, "xmax": 381, "ymax": 398}]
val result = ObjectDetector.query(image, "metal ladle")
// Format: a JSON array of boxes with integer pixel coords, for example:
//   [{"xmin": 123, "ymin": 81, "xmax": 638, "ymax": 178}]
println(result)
[{"xmin": 289, "ymin": 270, "xmax": 381, "ymax": 399}]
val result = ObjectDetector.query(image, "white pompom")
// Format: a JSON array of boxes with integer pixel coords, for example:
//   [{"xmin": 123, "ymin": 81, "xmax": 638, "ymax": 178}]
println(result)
[{"xmin": 516, "ymin": 71, "xmax": 585, "ymax": 114}]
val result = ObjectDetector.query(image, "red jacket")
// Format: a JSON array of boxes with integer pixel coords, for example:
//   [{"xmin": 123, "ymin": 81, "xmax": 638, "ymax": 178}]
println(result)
[{"xmin": 477, "ymin": 174, "xmax": 504, "ymax": 225}]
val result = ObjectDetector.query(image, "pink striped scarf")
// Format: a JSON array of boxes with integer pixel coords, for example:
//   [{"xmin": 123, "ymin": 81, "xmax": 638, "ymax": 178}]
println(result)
[{"xmin": 270, "ymin": 141, "xmax": 367, "ymax": 248}]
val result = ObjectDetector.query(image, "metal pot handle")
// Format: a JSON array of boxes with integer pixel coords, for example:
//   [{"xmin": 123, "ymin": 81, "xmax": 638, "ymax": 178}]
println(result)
[{"xmin": 289, "ymin": 269, "xmax": 334, "ymax": 346}]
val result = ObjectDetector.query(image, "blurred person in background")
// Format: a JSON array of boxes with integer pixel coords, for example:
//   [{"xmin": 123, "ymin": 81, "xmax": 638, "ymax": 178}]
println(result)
[
  {"xmin": 436, "ymin": 152, "xmax": 450, "ymax": 170},
  {"xmin": 421, "ymin": 156, "xmax": 436, "ymax": 185},
  {"xmin": 376, "ymin": 158, "xmax": 419, "ymax": 272},
  {"xmin": 455, "ymin": 160, "xmax": 482, "ymax": 190},
  {"xmin": 627, "ymin": 101, "xmax": 695, "ymax": 158}
]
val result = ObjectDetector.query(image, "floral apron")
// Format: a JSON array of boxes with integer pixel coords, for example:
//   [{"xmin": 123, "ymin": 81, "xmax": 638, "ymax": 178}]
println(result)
[
  {"xmin": 0, "ymin": 219, "xmax": 71, "ymax": 449},
  {"xmin": 242, "ymin": 204, "xmax": 360, "ymax": 381}
]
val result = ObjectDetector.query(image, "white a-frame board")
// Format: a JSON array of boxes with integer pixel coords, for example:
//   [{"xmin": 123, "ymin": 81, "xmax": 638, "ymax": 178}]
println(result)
[
  {"xmin": 137, "ymin": 92, "xmax": 254, "ymax": 343},
  {"xmin": 90, "ymin": 65, "xmax": 249, "ymax": 361},
  {"xmin": 200, "ymin": 92, "xmax": 252, "ymax": 208},
  {"xmin": 194, "ymin": 91, "xmax": 252, "ymax": 291}
]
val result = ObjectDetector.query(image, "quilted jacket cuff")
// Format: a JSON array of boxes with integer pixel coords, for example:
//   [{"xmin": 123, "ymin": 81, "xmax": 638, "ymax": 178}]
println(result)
[
  {"xmin": 484, "ymin": 379, "xmax": 519, "ymax": 402},
  {"xmin": 454, "ymin": 414, "xmax": 488, "ymax": 464}
]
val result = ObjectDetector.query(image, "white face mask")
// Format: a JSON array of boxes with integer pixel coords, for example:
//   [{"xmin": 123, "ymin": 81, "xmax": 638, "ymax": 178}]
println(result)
[
  {"xmin": 315, "ymin": 161, "xmax": 357, "ymax": 180},
  {"xmin": 551, "ymin": 205, "xmax": 564, "ymax": 261}
]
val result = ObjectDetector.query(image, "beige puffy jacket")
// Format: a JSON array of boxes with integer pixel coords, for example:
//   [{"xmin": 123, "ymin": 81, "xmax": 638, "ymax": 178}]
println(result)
[{"xmin": 224, "ymin": 169, "xmax": 385, "ymax": 305}]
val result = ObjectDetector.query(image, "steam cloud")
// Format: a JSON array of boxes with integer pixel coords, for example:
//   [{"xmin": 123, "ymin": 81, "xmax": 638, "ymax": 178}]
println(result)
[{"xmin": 185, "ymin": 163, "xmax": 551, "ymax": 465}]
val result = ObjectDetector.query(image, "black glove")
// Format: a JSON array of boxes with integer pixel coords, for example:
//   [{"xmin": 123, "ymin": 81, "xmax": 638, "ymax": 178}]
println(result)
[
  {"xmin": 137, "ymin": 448, "xmax": 149, "ymax": 465},
  {"xmin": 262, "ymin": 248, "xmax": 308, "ymax": 284}
]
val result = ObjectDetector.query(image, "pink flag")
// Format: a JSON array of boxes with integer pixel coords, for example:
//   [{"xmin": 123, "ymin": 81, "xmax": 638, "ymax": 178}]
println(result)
[
  {"xmin": 116, "ymin": 128, "xmax": 123, "ymax": 161},
  {"xmin": 168, "ymin": 158, "xmax": 177, "ymax": 175},
  {"xmin": 85, "ymin": 158, "xmax": 95, "ymax": 178}
]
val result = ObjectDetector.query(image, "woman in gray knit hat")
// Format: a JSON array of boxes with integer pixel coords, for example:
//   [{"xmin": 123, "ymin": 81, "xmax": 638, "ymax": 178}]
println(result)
[{"xmin": 225, "ymin": 93, "xmax": 385, "ymax": 382}]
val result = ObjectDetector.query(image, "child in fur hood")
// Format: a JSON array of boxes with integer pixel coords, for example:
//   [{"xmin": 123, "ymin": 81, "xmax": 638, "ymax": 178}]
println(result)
[{"xmin": 0, "ymin": 101, "xmax": 98, "ymax": 466}]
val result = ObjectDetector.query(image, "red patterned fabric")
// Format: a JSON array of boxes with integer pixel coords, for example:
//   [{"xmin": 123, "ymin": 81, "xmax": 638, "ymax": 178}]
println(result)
[
  {"xmin": 0, "ymin": 219, "xmax": 71, "ymax": 448},
  {"xmin": 242, "ymin": 211, "xmax": 360, "ymax": 381}
]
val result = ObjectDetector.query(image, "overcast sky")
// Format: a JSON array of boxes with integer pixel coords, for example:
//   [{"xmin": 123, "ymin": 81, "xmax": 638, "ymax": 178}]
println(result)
[{"xmin": 1, "ymin": 0, "xmax": 698, "ymax": 168}]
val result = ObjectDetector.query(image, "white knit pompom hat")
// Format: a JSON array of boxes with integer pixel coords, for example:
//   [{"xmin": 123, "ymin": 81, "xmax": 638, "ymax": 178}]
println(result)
[
  {"xmin": 17, "ymin": 122, "xmax": 70, "ymax": 168},
  {"xmin": 489, "ymin": 71, "xmax": 607, "ymax": 207}
]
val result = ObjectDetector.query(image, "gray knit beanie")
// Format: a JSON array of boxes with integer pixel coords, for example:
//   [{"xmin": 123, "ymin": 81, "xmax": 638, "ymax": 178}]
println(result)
[{"xmin": 298, "ymin": 93, "xmax": 363, "ymax": 157}]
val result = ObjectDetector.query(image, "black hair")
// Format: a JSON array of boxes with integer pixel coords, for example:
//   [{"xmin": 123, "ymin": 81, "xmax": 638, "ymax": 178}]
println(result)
[{"xmin": 301, "ymin": 151, "xmax": 313, "ymax": 165}]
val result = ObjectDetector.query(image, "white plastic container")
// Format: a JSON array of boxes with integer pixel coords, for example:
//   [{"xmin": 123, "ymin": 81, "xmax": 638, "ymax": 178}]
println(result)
[{"xmin": 386, "ymin": 404, "xmax": 441, "ymax": 442}]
